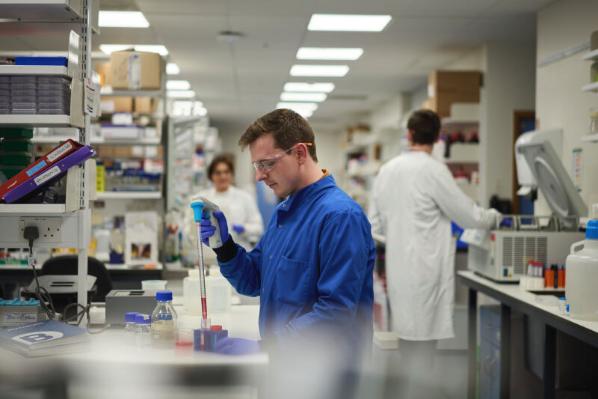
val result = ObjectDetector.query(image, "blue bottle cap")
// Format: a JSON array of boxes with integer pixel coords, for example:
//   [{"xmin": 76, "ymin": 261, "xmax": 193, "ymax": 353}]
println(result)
[
  {"xmin": 586, "ymin": 219, "xmax": 598, "ymax": 240},
  {"xmin": 135, "ymin": 313, "xmax": 151, "ymax": 324},
  {"xmin": 124, "ymin": 312, "xmax": 138, "ymax": 323},
  {"xmin": 156, "ymin": 290, "xmax": 173, "ymax": 301}
]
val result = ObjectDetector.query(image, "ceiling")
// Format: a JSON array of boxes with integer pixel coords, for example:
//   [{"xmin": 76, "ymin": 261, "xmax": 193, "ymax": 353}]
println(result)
[{"xmin": 0, "ymin": 0, "xmax": 556, "ymax": 134}]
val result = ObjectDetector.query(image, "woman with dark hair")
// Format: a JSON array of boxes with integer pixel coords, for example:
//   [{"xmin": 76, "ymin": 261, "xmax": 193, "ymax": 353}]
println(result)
[{"xmin": 198, "ymin": 154, "xmax": 263, "ymax": 249}]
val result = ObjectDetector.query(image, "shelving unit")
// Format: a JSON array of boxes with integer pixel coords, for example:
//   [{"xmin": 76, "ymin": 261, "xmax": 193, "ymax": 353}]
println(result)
[
  {"xmin": 582, "ymin": 49, "xmax": 598, "ymax": 61},
  {"xmin": 32, "ymin": 135, "xmax": 162, "ymax": 145},
  {"xmin": 582, "ymin": 82, "xmax": 598, "ymax": 92},
  {"xmin": 97, "ymin": 191, "xmax": 161, "ymax": 200},
  {"xmin": 0, "ymin": 0, "xmax": 96, "ymax": 320}
]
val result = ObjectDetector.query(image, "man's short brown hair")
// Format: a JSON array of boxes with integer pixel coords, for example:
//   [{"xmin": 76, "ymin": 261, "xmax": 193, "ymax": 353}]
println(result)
[
  {"xmin": 407, "ymin": 109, "xmax": 441, "ymax": 145},
  {"xmin": 239, "ymin": 108, "xmax": 318, "ymax": 161}
]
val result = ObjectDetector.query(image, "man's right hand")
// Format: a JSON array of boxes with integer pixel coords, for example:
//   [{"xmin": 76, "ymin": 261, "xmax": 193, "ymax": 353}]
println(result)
[{"xmin": 200, "ymin": 210, "xmax": 230, "ymax": 248}]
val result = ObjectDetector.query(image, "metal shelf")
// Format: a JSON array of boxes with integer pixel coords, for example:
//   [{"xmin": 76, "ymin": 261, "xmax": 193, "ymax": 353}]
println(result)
[
  {"xmin": 581, "ymin": 133, "xmax": 598, "ymax": 143},
  {"xmin": 0, "ymin": 204, "xmax": 68, "ymax": 214},
  {"xmin": 32, "ymin": 136, "xmax": 162, "ymax": 145},
  {"xmin": 101, "ymin": 88, "xmax": 163, "ymax": 97},
  {"xmin": 0, "ymin": 65, "xmax": 69, "ymax": 76},
  {"xmin": 582, "ymin": 82, "xmax": 598, "ymax": 92},
  {"xmin": 105, "ymin": 263, "xmax": 163, "ymax": 271},
  {"xmin": 96, "ymin": 192, "xmax": 162, "ymax": 200},
  {"xmin": 0, "ymin": 114, "xmax": 83, "ymax": 128},
  {"xmin": 0, "ymin": 0, "xmax": 84, "ymax": 22},
  {"xmin": 582, "ymin": 49, "xmax": 598, "ymax": 61}
]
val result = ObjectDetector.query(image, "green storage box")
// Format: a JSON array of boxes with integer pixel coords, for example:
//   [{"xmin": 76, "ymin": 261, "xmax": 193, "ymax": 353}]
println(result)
[
  {"xmin": 0, "ymin": 153, "xmax": 32, "ymax": 166},
  {"xmin": 0, "ymin": 140, "xmax": 33, "ymax": 153},
  {"xmin": 0, "ymin": 128, "xmax": 34, "ymax": 139}
]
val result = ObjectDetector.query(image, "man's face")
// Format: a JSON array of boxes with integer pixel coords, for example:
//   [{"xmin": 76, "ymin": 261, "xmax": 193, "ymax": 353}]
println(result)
[{"xmin": 249, "ymin": 133, "xmax": 300, "ymax": 198}]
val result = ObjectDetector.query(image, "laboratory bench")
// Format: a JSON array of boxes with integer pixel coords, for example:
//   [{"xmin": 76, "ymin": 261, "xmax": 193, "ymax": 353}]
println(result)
[
  {"xmin": 458, "ymin": 270, "xmax": 598, "ymax": 399},
  {"xmin": 0, "ymin": 304, "xmax": 266, "ymax": 399},
  {"xmin": 0, "ymin": 263, "xmax": 163, "ymax": 294}
]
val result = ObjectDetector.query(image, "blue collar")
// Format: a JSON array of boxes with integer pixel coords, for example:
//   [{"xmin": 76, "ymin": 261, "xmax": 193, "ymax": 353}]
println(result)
[{"xmin": 278, "ymin": 174, "xmax": 336, "ymax": 213}]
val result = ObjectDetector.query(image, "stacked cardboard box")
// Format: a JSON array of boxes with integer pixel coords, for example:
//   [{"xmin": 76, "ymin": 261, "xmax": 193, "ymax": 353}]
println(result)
[{"xmin": 425, "ymin": 71, "xmax": 482, "ymax": 117}]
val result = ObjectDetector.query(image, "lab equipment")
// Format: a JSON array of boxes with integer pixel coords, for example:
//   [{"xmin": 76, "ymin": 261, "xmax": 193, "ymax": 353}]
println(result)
[
  {"xmin": 124, "ymin": 311, "xmax": 138, "ymax": 345},
  {"xmin": 514, "ymin": 128, "xmax": 562, "ymax": 196},
  {"xmin": 190, "ymin": 197, "xmax": 221, "ymax": 326},
  {"xmin": 194, "ymin": 325, "xmax": 229, "ymax": 352},
  {"xmin": 465, "ymin": 131, "xmax": 587, "ymax": 282},
  {"xmin": 184, "ymin": 268, "xmax": 232, "ymax": 315},
  {"xmin": 565, "ymin": 208, "xmax": 598, "ymax": 321},
  {"xmin": 105, "ymin": 289, "xmax": 156, "ymax": 326},
  {"xmin": 150, "ymin": 290, "xmax": 177, "ymax": 348},
  {"xmin": 465, "ymin": 215, "xmax": 582, "ymax": 282},
  {"xmin": 141, "ymin": 280, "xmax": 167, "ymax": 291},
  {"xmin": 135, "ymin": 313, "xmax": 151, "ymax": 348},
  {"xmin": 0, "ymin": 298, "xmax": 41, "ymax": 327}
]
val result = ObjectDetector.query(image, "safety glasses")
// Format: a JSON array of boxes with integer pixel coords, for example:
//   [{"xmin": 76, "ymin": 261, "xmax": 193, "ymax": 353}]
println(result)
[{"xmin": 251, "ymin": 142, "xmax": 312, "ymax": 172}]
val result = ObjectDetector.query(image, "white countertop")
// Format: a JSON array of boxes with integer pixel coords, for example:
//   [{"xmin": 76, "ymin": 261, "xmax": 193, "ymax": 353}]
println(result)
[{"xmin": 458, "ymin": 270, "xmax": 598, "ymax": 335}]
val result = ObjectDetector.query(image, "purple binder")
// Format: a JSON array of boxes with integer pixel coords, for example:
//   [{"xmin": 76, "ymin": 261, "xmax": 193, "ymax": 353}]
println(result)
[{"xmin": 4, "ymin": 146, "xmax": 95, "ymax": 204}]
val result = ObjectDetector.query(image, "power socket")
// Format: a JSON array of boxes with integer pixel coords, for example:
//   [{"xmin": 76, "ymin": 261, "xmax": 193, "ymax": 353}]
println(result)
[{"xmin": 18, "ymin": 217, "xmax": 63, "ymax": 244}]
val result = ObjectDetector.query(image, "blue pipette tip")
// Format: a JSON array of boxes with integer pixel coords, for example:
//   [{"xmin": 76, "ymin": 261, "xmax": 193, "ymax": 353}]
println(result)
[{"xmin": 190, "ymin": 199, "xmax": 204, "ymax": 222}]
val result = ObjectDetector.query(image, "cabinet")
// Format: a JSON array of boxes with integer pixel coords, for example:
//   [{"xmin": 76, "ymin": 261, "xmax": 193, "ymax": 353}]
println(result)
[{"xmin": 0, "ymin": 0, "xmax": 96, "ymax": 317}]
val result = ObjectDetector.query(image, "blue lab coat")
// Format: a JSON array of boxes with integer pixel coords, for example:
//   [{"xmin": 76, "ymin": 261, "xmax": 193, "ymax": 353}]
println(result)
[{"xmin": 219, "ymin": 174, "xmax": 375, "ymax": 347}]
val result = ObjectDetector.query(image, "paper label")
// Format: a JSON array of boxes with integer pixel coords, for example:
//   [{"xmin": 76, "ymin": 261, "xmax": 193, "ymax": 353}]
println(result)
[
  {"xmin": 128, "ymin": 53, "xmax": 141, "ymax": 90},
  {"xmin": 46, "ymin": 142, "xmax": 73, "ymax": 163},
  {"xmin": 84, "ymin": 78, "xmax": 101, "ymax": 117},
  {"xmin": 34, "ymin": 166, "xmax": 61, "ymax": 186},
  {"xmin": 26, "ymin": 161, "xmax": 47, "ymax": 177}
]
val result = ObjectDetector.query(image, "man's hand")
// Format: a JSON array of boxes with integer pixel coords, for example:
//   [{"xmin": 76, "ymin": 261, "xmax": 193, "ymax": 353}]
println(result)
[
  {"xmin": 215, "ymin": 337, "xmax": 260, "ymax": 355},
  {"xmin": 200, "ymin": 210, "xmax": 229, "ymax": 248},
  {"xmin": 232, "ymin": 224, "xmax": 245, "ymax": 235}
]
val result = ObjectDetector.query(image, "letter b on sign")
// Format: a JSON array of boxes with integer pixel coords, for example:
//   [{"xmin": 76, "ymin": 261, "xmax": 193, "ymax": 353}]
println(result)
[{"xmin": 13, "ymin": 331, "xmax": 63, "ymax": 345}]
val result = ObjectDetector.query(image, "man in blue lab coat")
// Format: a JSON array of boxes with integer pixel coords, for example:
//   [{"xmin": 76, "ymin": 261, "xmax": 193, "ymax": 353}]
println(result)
[{"xmin": 201, "ymin": 108, "xmax": 375, "ymax": 356}]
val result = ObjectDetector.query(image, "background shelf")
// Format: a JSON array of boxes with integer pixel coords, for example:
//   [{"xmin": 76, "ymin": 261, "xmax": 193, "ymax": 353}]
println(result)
[
  {"xmin": 0, "ymin": 115, "xmax": 83, "ymax": 128},
  {"xmin": 0, "ymin": 65, "xmax": 69, "ymax": 76},
  {"xmin": 96, "ymin": 192, "xmax": 162, "ymax": 200},
  {"xmin": 0, "ymin": 0, "xmax": 84, "ymax": 22},
  {"xmin": 0, "ymin": 204, "xmax": 68, "ymax": 214}
]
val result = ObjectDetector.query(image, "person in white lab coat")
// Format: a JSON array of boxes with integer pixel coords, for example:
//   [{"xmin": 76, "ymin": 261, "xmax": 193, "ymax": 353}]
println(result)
[
  {"xmin": 197, "ymin": 154, "xmax": 264, "ymax": 249},
  {"xmin": 369, "ymin": 109, "xmax": 498, "ymax": 396}
]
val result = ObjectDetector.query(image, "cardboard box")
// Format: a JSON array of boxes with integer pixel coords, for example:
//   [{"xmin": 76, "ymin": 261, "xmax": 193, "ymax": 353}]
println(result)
[
  {"xmin": 101, "ymin": 96, "xmax": 133, "ymax": 113},
  {"xmin": 94, "ymin": 62, "xmax": 112, "ymax": 87},
  {"xmin": 427, "ymin": 92, "xmax": 479, "ymax": 118},
  {"xmin": 134, "ymin": 97, "xmax": 155, "ymax": 114},
  {"xmin": 428, "ymin": 70, "xmax": 482, "ymax": 98},
  {"xmin": 110, "ymin": 51, "xmax": 162, "ymax": 90}
]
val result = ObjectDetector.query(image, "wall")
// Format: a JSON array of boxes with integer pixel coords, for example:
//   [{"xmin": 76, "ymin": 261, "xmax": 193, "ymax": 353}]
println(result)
[
  {"xmin": 219, "ymin": 126, "xmax": 345, "ymax": 191},
  {"xmin": 536, "ymin": 0, "xmax": 598, "ymax": 212},
  {"xmin": 479, "ymin": 41, "xmax": 536, "ymax": 206}
]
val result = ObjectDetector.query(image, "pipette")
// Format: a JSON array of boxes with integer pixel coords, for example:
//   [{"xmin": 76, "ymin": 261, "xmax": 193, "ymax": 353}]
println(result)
[{"xmin": 190, "ymin": 197, "xmax": 222, "ymax": 327}]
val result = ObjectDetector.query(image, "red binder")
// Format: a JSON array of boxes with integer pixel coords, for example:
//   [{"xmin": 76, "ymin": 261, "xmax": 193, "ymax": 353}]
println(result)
[{"xmin": 0, "ymin": 139, "xmax": 82, "ymax": 200}]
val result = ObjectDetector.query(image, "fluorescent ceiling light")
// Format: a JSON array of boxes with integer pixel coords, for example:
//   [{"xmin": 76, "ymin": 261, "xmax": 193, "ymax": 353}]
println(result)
[
  {"xmin": 280, "ymin": 92, "xmax": 327, "ymax": 102},
  {"xmin": 99, "ymin": 44, "xmax": 168, "ymax": 56},
  {"xmin": 166, "ymin": 63, "xmax": 180, "ymax": 75},
  {"xmin": 297, "ymin": 47, "xmax": 363, "ymax": 61},
  {"xmin": 308, "ymin": 14, "xmax": 392, "ymax": 32},
  {"xmin": 284, "ymin": 82, "xmax": 335, "ymax": 93},
  {"xmin": 167, "ymin": 90, "xmax": 195, "ymax": 98},
  {"xmin": 99, "ymin": 11, "xmax": 149, "ymax": 28},
  {"xmin": 167, "ymin": 80, "xmax": 191, "ymax": 90},
  {"xmin": 276, "ymin": 102, "xmax": 318, "ymax": 117},
  {"xmin": 290, "ymin": 65, "xmax": 349, "ymax": 77}
]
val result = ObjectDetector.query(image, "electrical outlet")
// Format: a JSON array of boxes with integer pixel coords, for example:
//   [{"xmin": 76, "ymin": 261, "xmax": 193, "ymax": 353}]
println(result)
[{"xmin": 18, "ymin": 217, "xmax": 63, "ymax": 244}]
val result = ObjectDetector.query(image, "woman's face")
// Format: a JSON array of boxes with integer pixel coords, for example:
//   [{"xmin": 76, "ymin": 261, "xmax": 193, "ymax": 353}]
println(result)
[{"xmin": 211, "ymin": 162, "xmax": 233, "ymax": 192}]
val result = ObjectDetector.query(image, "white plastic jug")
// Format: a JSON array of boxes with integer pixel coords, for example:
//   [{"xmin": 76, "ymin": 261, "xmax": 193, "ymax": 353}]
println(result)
[
  {"xmin": 183, "ymin": 268, "xmax": 232, "ymax": 315},
  {"xmin": 566, "ymin": 218, "xmax": 598, "ymax": 320}
]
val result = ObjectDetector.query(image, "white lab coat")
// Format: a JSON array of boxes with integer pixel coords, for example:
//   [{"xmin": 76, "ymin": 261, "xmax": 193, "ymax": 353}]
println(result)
[
  {"xmin": 196, "ymin": 186, "xmax": 264, "ymax": 250},
  {"xmin": 369, "ymin": 151, "xmax": 497, "ymax": 340}
]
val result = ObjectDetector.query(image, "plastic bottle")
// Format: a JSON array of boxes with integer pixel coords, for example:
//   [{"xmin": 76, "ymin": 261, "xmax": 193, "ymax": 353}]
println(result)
[
  {"xmin": 183, "ymin": 267, "xmax": 231, "ymax": 315},
  {"xmin": 151, "ymin": 290, "xmax": 178, "ymax": 348},
  {"xmin": 135, "ymin": 313, "xmax": 151, "ymax": 348},
  {"xmin": 124, "ymin": 311, "xmax": 138, "ymax": 345},
  {"xmin": 565, "ymin": 206, "xmax": 598, "ymax": 320}
]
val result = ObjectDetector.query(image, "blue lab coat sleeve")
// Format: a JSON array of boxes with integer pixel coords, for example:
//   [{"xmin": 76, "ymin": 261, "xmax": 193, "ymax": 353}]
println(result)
[
  {"xmin": 283, "ymin": 209, "xmax": 373, "ymax": 336},
  {"xmin": 218, "ymin": 240, "xmax": 262, "ymax": 297}
]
